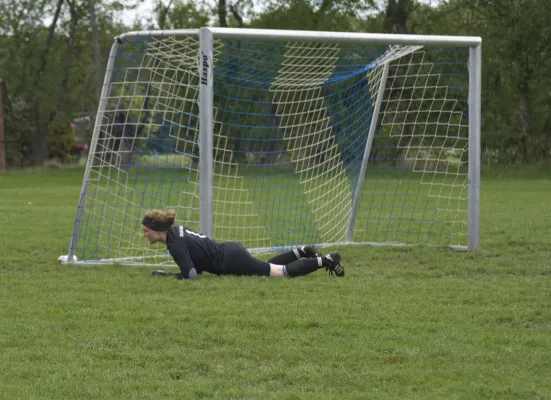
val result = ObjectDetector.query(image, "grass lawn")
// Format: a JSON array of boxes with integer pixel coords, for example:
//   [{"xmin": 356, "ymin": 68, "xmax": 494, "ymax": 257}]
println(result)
[{"xmin": 0, "ymin": 164, "xmax": 550, "ymax": 399}]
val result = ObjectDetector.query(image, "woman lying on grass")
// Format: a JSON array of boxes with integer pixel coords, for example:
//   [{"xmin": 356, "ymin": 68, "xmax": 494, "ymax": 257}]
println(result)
[{"xmin": 142, "ymin": 209, "xmax": 344, "ymax": 280}]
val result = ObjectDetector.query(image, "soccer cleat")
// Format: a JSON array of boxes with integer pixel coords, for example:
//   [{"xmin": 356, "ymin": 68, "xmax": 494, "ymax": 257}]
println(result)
[
  {"xmin": 151, "ymin": 270, "xmax": 174, "ymax": 277},
  {"xmin": 325, "ymin": 252, "xmax": 345, "ymax": 277},
  {"xmin": 301, "ymin": 245, "xmax": 322, "ymax": 258}
]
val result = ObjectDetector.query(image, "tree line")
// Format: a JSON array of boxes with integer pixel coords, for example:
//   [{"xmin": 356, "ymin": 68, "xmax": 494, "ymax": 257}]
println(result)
[{"xmin": 1, "ymin": 0, "xmax": 550, "ymax": 168}]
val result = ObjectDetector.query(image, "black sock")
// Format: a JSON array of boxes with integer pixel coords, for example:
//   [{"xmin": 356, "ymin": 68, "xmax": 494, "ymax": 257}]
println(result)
[
  {"xmin": 268, "ymin": 251, "xmax": 298, "ymax": 265},
  {"xmin": 282, "ymin": 258, "xmax": 322, "ymax": 278}
]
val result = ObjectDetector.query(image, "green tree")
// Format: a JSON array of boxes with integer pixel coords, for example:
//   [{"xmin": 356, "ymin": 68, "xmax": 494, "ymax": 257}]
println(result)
[
  {"xmin": 0, "ymin": 0, "xmax": 141, "ymax": 167},
  {"xmin": 165, "ymin": 1, "xmax": 211, "ymax": 28},
  {"xmin": 29, "ymin": 0, "xmax": 64, "ymax": 165},
  {"xmin": 413, "ymin": 0, "xmax": 551, "ymax": 163},
  {"xmin": 250, "ymin": 0, "xmax": 375, "ymax": 31}
]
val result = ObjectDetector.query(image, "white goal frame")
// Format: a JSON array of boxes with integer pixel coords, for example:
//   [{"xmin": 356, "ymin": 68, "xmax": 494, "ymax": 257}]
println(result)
[{"xmin": 67, "ymin": 27, "xmax": 481, "ymax": 264}]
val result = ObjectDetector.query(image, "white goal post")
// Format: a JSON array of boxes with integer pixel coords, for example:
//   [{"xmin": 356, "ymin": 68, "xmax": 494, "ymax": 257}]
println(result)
[{"xmin": 66, "ymin": 27, "xmax": 481, "ymax": 265}]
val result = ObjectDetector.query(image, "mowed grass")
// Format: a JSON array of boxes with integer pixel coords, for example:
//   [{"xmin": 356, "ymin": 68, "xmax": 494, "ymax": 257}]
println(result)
[{"xmin": 1, "ymin": 165, "xmax": 551, "ymax": 399}]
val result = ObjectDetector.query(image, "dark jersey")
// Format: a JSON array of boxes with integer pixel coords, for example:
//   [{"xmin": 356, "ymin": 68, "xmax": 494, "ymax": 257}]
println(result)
[{"xmin": 166, "ymin": 226, "xmax": 223, "ymax": 279}]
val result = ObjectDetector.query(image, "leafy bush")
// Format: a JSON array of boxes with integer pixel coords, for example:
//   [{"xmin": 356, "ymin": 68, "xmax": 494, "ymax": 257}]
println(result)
[
  {"xmin": 47, "ymin": 114, "xmax": 74, "ymax": 163},
  {"xmin": 3, "ymin": 95, "xmax": 33, "ymax": 168}
]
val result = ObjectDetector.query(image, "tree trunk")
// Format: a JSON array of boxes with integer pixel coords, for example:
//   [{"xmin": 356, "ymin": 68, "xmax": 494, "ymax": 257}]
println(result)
[
  {"xmin": 229, "ymin": 3, "xmax": 244, "ymax": 27},
  {"xmin": 517, "ymin": 83, "xmax": 533, "ymax": 162},
  {"xmin": 384, "ymin": 0, "xmax": 412, "ymax": 34},
  {"xmin": 158, "ymin": 0, "xmax": 173, "ymax": 29},
  {"xmin": 0, "ymin": 81, "xmax": 5, "ymax": 172},
  {"xmin": 56, "ymin": 0, "xmax": 80, "ymax": 116},
  {"xmin": 218, "ymin": 0, "xmax": 228, "ymax": 27},
  {"xmin": 88, "ymin": 0, "xmax": 103, "ymax": 101},
  {"xmin": 30, "ymin": 0, "xmax": 64, "ymax": 165},
  {"xmin": 312, "ymin": 0, "xmax": 333, "ymax": 29}
]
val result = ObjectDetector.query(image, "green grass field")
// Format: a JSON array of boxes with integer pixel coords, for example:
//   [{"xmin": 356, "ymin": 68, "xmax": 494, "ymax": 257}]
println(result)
[{"xmin": 1, "ymin": 165, "xmax": 550, "ymax": 399}]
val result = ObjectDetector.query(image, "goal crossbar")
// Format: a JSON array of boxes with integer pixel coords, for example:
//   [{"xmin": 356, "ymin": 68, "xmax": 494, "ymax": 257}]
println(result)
[{"xmin": 118, "ymin": 28, "xmax": 481, "ymax": 47}]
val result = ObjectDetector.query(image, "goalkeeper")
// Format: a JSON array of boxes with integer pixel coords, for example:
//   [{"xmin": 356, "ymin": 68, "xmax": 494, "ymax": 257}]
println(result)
[{"xmin": 142, "ymin": 209, "xmax": 345, "ymax": 280}]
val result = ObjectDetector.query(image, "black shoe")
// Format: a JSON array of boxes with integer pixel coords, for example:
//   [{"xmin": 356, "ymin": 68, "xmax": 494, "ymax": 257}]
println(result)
[
  {"xmin": 152, "ymin": 270, "xmax": 174, "ymax": 277},
  {"xmin": 325, "ymin": 252, "xmax": 344, "ymax": 277},
  {"xmin": 301, "ymin": 245, "xmax": 322, "ymax": 258}
]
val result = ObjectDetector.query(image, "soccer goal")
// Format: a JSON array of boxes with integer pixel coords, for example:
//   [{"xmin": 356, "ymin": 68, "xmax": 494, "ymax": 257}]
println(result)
[{"xmin": 65, "ymin": 27, "xmax": 481, "ymax": 265}]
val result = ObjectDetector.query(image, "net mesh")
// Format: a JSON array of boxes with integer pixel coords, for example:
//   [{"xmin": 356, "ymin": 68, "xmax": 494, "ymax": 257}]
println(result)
[{"xmin": 69, "ymin": 32, "xmax": 470, "ymax": 264}]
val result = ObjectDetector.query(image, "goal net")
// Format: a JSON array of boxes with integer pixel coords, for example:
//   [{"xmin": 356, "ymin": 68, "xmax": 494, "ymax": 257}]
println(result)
[{"xmin": 67, "ymin": 28, "xmax": 481, "ymax": 265}]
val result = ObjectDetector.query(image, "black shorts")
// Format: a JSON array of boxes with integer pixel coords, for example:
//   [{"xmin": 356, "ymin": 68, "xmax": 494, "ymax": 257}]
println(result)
[{"xmin": 220, "ymin": 243, "xmax": 270, "ymax": 276}]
